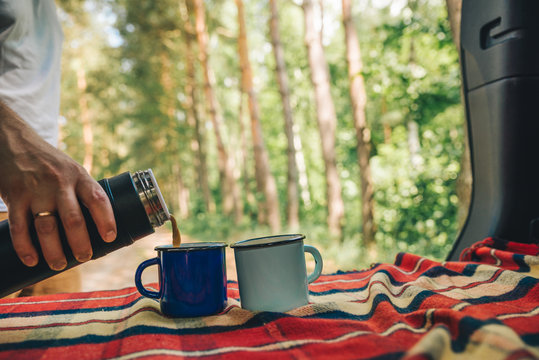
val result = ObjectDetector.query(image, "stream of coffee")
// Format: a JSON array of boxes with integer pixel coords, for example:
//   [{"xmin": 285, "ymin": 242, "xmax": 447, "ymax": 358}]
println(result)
[{"xmin": 170, "ymin": 215, "xmax": 182, "ymax": 247}]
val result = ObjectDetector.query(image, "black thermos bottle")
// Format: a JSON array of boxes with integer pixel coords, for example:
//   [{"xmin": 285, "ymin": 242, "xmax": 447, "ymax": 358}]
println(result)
[{"xmin": 0, "ymin": 169, "xmax": 170, "ymax": 298}]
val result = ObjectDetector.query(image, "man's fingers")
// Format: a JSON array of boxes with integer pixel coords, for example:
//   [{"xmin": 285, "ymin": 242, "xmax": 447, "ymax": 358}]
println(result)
[
  {"xmin": 32, "ymin": 211, "xmax": 66, "ymax": 271},
  {"xmin": 8, "ymin": 209, "xmax": 38, "ymax": 267},
  {"xmin": 77, "ymin": 179, "xmax": 116, "ymax": 243},
  {"xmin": 57, "ymin": 189, "xmax": 93, "ymax": 263}
]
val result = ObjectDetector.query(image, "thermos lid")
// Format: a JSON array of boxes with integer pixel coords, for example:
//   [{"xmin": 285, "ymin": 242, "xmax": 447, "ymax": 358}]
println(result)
[
  {"xmin": 230, "ymin": 234, "xmax": 305, "ymax": 249},
  {"xmin": 155, "ymin": 242, "xmax": 227, "ymax": 252}
]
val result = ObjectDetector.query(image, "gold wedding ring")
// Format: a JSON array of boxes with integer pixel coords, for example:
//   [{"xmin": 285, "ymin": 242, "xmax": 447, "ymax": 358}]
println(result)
[{"xmin": 34, "ymin": 211, "xmax": 56, "ymax": 219}]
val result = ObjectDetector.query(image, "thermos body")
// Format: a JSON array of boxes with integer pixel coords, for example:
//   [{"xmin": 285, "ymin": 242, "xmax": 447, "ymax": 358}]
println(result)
[{"xmin": 0, "ymin": 169, "xmax": 169, "ymax": 298}]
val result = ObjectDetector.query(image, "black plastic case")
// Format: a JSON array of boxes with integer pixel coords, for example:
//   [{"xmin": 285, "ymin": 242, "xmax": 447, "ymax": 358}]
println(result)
[{"xmin": 449, "ymin": 0, "xmax": 539, "ymax": 260}]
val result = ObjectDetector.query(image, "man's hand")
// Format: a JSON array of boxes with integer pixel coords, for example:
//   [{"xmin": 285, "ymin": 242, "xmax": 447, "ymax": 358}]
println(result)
[{"xmin": 0, "ymin": 102, "xmax": 117, "ymax": 271}]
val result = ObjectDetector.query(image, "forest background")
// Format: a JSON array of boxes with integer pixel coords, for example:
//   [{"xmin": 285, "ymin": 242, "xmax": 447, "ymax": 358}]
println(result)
[{"xmin": 56, "ymin": 0, "xmax": 467, "ymax": 269}]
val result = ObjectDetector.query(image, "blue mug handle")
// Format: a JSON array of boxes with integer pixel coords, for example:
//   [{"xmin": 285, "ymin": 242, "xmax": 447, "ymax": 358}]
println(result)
[
  {"xmin": 304, "ymin": 245, "xmax": 323, "ymax": 284},
  {"xmin": 135, "ymin": 257, "xmax": 161, "ymax": 299}
]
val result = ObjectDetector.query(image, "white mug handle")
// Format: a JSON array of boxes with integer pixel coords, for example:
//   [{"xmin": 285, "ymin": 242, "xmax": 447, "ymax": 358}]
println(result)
[{"xmin": 304, "ymin": 245, "xmax": 323, "ymax": 284}]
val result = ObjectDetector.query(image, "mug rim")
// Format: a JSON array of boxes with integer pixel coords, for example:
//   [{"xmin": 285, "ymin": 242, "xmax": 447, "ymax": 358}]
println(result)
[
  {"xmin": 230, "ymin": 234, "xmax": 305, "ymax": 249},
  {"xmin": 155, "ymin": 242, "xmax": 227, "ymax": 252}
]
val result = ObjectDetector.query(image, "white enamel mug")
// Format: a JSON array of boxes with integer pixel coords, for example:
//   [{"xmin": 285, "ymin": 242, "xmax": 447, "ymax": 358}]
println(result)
[{"xmin": 231, "ymin": 234, "xmax": 323, "ymax": 312}]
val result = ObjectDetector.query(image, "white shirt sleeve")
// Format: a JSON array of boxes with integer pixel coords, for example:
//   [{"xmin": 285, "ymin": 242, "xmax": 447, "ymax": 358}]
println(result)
[
  {"xmin": 0, "ymin": 0, "xmax": 63, "ymax": 146},
  {"xmin": 0, "ymin": 0, "xmax": 63, "ymax": 212}
]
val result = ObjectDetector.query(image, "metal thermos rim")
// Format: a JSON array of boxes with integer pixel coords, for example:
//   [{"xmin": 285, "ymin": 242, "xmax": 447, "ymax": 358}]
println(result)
[{"xmin": 132, "ymin": 169, "xmax": 170, "ymax": 227}]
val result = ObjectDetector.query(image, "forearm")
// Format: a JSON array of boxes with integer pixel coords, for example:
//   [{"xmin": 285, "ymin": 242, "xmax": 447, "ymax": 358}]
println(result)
[{"xmin": 0, "ymin": 100, "xmax": 66, "ymax": 201}]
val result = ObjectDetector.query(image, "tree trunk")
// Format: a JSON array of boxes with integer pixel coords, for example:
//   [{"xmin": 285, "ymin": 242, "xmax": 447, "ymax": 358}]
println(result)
[
  {"xmin": 381, "ymin": 97, "xmax": 392, "ymax": 144},
  {"xmin": 239, "ymin": 91, "xmax": 257, "ymax": 219},
  {"xmin": 236, "ymin": 0, "xmax": 281, "ymax": 233},
  {"xmin": 269, "ymin": 0, "xmax": 299, "ymax": 230},
  {"xmin": 159, "ymin": 50, "xmax": 191, "ymax": 217},
  {"xmin": 407, "ymin": 29, "xmax": 422, "ymax": 170},
  {"xmin": 159, "ymin": 51, "xmax": 175, "ymax": 119},
  {"xmin": 446, "ymin": 0, "xmax": 471, "ymax": 229},
  {"xmin": 342, "ymin": 0, "xmax": 376, "ymax": 255},
  {"xmin": 408, "ymin": 119, "xmax": 421, "ymax": 168},
  {"xmin": 174, "ymin": 162, "xmax": 190, "ymax": 219},
  {"xmin": 76, "ymin": 67, "xmax": 93, "ymax": 175},
  {"xmin": 302, "ymin": 0, "xmax": 344, "ymax": 238},
  {"xmin": 193, "ymin": 0, "xmax": 243, "ymax": 222},
  {"xmin": 295, "ymin": 124, "xmax": 312, "ymax": 208},
  {"xmin": 446, "ymin": 0, "xmax": 462, "ymax": 50},
  {"xmin": 180, "ymin": 0, "xmax": 215, "ymax": 213},
  {"xmin": 188, "ymin": 57, "xmax": 215, "ymax": 214}
]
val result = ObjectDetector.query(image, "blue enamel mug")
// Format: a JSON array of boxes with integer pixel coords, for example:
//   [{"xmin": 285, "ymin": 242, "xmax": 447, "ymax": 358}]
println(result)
[
  {"xmin": 135, "ymin": 243, "xmax": 227, "ymax": 317},
  {"xmin": 231, "ymin": 234, "xmax": 323, "ymax": 312}
]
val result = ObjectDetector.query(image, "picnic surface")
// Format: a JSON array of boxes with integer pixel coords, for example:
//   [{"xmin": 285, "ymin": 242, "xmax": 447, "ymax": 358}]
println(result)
[{"xmin": 0, "ymin": 237, "xmax": 538, "ymax": 359}]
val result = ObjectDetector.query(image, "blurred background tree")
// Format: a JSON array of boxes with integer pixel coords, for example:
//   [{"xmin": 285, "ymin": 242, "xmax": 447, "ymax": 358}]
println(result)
[{"xmin": 56, "ymin": 0, "xmax": 465, "ymax": 270}]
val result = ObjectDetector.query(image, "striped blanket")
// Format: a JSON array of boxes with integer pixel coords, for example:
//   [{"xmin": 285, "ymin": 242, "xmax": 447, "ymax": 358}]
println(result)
[{"xmin": 0, "ymin": 238, "xmax": 538, "ymax": 359}]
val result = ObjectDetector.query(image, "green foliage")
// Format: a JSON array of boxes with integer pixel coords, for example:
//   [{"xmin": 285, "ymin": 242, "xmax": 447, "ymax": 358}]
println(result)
[
  {"xmin": 57, "ymin": 0, "xmax": 465, "ymax": 271},
  {"xmin": 372, "ymin": 105, "xmax": 463, "ymax": 263}
]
